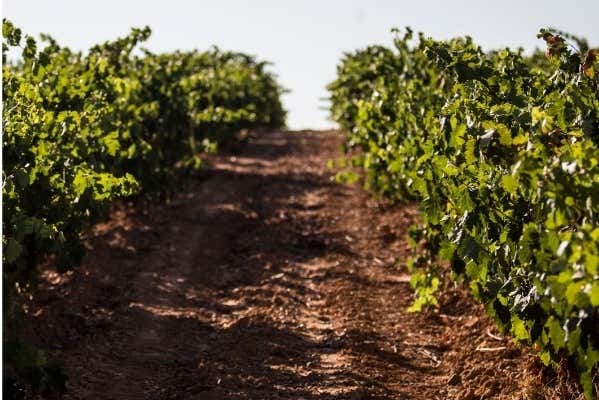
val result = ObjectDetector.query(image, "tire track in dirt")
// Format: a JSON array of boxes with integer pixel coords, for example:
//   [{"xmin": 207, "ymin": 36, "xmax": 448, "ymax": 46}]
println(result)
[{"xmin": 26, "ymin": 130, "xmax": 539, "ymax": 399}]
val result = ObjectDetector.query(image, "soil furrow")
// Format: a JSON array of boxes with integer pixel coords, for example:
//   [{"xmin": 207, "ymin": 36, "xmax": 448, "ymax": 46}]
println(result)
[{"xmin": 25, "ymin": 130, "xmax": 538, "ymax": 399}]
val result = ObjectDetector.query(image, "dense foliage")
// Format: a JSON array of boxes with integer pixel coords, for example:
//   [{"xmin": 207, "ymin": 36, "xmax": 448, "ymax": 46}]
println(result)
[
  {"xmin": 328, "ymin": 28, "xmax": 599, "ymax": 396},
  {"xmin": 2, "ymin": 19, "xmax": 285, "ymax": 397}
]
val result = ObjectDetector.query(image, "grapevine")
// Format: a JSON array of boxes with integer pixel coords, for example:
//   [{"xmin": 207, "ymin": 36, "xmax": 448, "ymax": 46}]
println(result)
[{"xmin": 328, "ymin": 27, "xmax": 599, "ymax": 397}]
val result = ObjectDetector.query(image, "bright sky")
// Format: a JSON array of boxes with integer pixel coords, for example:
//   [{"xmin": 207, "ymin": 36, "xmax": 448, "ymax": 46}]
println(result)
[{"xmin": 3, "ymin": 0, "xmax": 598, "ymax": 129}]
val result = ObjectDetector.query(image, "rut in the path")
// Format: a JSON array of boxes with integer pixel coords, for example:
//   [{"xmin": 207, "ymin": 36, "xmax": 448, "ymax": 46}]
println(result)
[{"xmin": 28, "ymin": 131, "xmax": 534, "ymax": 400}]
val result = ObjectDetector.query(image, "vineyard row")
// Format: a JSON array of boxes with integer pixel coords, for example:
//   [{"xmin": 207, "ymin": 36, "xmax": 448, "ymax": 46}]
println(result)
[
  {"xmin": 327, "ymin": 27, "xmax": 599, "ymax": 397},
  {"xmin": 2, "ymin": 19, "xmax": 286, "ymax": 394}
]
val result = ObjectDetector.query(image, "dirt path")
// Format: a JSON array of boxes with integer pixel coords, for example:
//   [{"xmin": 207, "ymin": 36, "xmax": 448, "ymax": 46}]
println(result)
[{"xmin": 27, "ymin": 130, "xmax": 539, "ymax": 399}]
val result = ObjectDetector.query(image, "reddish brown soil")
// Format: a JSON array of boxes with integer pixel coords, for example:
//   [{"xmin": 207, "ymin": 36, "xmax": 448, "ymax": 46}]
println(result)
[{"xmin": 24, "ymin": 130, "xmax": 549, "ymax": 399}]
